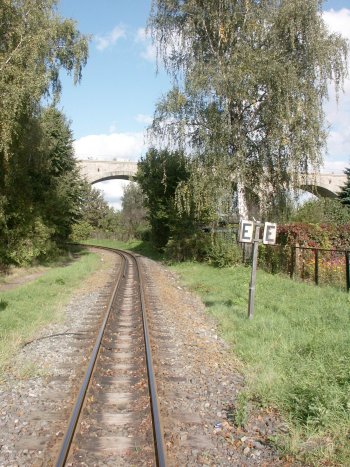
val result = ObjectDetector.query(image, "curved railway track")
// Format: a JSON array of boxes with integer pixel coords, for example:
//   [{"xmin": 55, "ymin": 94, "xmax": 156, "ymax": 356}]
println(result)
[{"xmin": 55, "ymin": 246, "xmax": 166, "ymax": 466}]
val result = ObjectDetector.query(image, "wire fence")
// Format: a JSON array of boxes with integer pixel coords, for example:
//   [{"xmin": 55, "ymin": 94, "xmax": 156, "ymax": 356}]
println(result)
[{"xmin": 242, "ymin": 242, "xmax": 350, "ymax": 292}]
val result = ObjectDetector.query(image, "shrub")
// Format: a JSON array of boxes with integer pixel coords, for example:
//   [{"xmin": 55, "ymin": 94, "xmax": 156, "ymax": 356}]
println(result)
[
  {"xmin": 70, "ymin": 221, "xmax": 93, "ymax": 241},
  {"xmin": 7, "ymin": 217, "xmax": 54, "ymax": 266},
  {"xmin": 208, "ymin": 235, "xmax": 242, "ymax": 267},
  {"xmin": 165, "ymin": 231, "xmax": 242, "ymax": 267},
  {"xmin": 165, "ymin": 232, "xmax": 211, "ymax": 262},
  {"xmin": 277, "ymin": 223, "xmax": 350, "ymax": 250}
]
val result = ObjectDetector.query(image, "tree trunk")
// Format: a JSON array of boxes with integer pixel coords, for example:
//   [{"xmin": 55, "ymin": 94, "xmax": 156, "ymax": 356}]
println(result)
[{"xmin": 237, "ymin": 178, "xmax": 248, "ymax": 219}]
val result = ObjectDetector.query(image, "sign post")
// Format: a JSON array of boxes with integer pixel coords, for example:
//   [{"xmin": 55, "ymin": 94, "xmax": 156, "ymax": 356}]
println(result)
[
  {"xmin": 248, "ymin": 222, "xmax": 261, "ymax": 319},
  {"xmin": 239, "ymin": 220, "xmax": 277, "ymax": 319}
]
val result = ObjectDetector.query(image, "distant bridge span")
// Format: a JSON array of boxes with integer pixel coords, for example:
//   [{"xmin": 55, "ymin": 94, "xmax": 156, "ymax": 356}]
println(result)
[
  {"xmin": 77, "ymin": 160, "xmax": 346, "ymax": 198},
  {"xmin": 78, "ymin": 160, "xmax": 138, "ymax": 183}
]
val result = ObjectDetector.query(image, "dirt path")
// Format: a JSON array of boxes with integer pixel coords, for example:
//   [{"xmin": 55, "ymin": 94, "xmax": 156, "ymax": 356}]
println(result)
[{"xmin": 0, "ymin": 268, "xmax": 49, "ymax": 292}]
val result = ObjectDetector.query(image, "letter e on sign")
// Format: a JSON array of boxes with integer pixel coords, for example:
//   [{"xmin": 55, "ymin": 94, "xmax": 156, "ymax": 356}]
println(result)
[
  {"xmin": 263, "ymin": 223, "xmax": 277, "ymax": 245},
  {"xmin": 239, "ymin": 220, "xmax": 254, "ymax": 243}
]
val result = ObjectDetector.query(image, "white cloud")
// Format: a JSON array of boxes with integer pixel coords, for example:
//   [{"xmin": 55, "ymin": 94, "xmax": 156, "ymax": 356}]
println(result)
[
  {"xmin": 322, "ymin": 8, "xmax": 350, "ymax": 173},
  {"xmin": 135, "ymin": 113, "xmax": 153, "ymax": 125},
  {"xmin": 74, "ymin": 131, "xmax": 145, "ymax": 161},
  {"xmin": 323, "ymin": 8, "xmax": 350, "ymax": 40},
  {"xmin": 95, "ymin": 25, "xmax": 126, "ymax": 51},
  {"xmin": 135, "ymin": 27, "xmax": 156, "ymax": 62},
  {"xmin": 94, "ymin": 179, "xmax": 131, "ymax": 210}
]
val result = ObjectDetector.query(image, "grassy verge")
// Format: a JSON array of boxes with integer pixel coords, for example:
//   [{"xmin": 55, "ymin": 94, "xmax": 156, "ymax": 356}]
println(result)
[
  {"xmin": 0, "ymin": 249, "xmax": 100, "ymax": 379},
  {"xmin": 170, "ymin": 262, "xmax": 350, "ymax": 465}
]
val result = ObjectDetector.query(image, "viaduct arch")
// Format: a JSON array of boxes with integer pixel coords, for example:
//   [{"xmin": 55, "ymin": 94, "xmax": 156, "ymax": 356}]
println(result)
[
  {"xmin": 77, "ymin": 160, "xmax": 346, "ymax": 197},
  {"xmin": 78, "ymin": 160, "xmax": 138, "ymax": 184}
]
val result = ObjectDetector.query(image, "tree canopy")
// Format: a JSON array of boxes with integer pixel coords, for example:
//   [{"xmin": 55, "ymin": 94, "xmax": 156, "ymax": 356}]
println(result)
[
  {"xmin": 137, "ymin": 148, "xmax": 191, "ymax": 248},
  {"xmin": 338, "ymin": 167, "xmax": 350, "ymax": 208},
  {"xmin": 149, "ymin": 0, "xmax": 348, "ymax": 219},
  {"xmin": 0, "ymin": 0, "xmax": 88, "ymax": 158},
  {"xmin": 0, "ymin": 0, "xmax": 89, "ymax": 266}
]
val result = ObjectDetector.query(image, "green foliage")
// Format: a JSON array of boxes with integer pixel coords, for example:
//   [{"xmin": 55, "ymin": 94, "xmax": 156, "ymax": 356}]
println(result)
[
  {"xmin": 165, "ymin": 232, "xmax": 211, "ymax": 262},
  {"xmin": 232, "ymin": 392, "xmax": 249, "ymax": 428},
  {"xmin": 73, "ymin": 181, "xmax": 125, "ymax": 240},
  {"xmin": 70, "ymin": 221, "xmax": 93, "ymax": 241},
  {"xmin": 149, "ymin": 0, "xmax": 348, "ymax": 217},
  {"xmin": 120, "ymin": 183, "xmax": 149, "ymax": 240},
  {"xmin": 338, "ymin": 167, "xmax": 350, "ymax": 207},
  {"xmin": 0, "ymin": 107, "xmax": 86, "ymax": 266},
  {"xmin": 208, "ymin": 235, "xmax": 242, "ymax": 268},
  {"xmin": 0, "ymin": 0, "xmax": 89, "ymax": 157},
  {"xmin": 137, "ymin": 148, "xmax": 192, "ymax": 248},
  {"xmin": 6, "ymin": 217, "xmax": 54, "ymax": 266},
  {"xmin": 77, "ymin": 182, "xmax": 113, "ymax": 230},
  {"xmin": 292, "ymin": 198, "xmax": 350, "ymax": 225},
  {"xmin": 0, "ymin": 1, "xmax": 88, "ymax": 268}
]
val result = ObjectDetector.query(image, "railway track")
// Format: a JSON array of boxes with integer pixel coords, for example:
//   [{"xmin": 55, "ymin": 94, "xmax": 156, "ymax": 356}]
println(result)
[{"xmin": 55, "ymin": 247, "xmax": 166, "ymax": 466}]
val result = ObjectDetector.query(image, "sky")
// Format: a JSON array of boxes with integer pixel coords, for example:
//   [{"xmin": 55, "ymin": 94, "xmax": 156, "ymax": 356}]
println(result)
[{"xmin": 57, "ymin": 0, "xmax": 350, "ymax": 209}]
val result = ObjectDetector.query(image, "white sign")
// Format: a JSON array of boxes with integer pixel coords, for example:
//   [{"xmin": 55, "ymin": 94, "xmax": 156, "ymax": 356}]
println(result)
[
  {"xmin": 239, "ymin": 220, "xmax": 254, "ymax": 243},
  {"xmin": 263, "ymin": 222, "xmax": 277, "ymax": 245}
]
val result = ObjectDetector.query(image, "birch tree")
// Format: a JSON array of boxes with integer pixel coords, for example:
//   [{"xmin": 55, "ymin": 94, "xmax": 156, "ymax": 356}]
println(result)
[{"xmin": 149, "ymin": 0, "xmax": 348, "ymax": 219}]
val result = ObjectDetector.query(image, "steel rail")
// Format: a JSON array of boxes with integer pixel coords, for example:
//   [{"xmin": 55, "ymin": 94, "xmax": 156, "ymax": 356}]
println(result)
[
  {"xmin": 55, "ymin": 250, "xmax": 127, "ymax": 467},
  {"xmin": 136, "ymin": 254, "xmax": 167, "ymax": 467},
  {"xmin": 82, "ymin": 246, "xmax": 168, "ymax": 465},
  {"xmin": 56, "ymin": 245, "xmax": 167, "ymax": 466}
]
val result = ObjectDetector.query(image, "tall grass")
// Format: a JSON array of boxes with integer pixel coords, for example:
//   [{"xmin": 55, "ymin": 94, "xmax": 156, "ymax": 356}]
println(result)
[
  {"xmin": 170, "ymin": 262, "xmax": 350, "ymax": 464},
  {"xmin": 0, "ymin": 251, "xmax": 100, "ymax": 378}
]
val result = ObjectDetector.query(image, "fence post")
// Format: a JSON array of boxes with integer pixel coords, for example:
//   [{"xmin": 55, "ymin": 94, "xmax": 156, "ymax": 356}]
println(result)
[
  {"xmin": 314, "ymin": 249, "xmax": 319, "ymax": 286},
  {"xmin": 346, "ymin": 251, "xmax": 350, "ymax": 293},
  {"xmin": 290, "ymin": 246, "xmax": 295, "ymax": 278}
]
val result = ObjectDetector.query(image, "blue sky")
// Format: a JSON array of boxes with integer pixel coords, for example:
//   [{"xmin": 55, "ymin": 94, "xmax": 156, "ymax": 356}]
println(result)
[{"xmin": 57, "ymin": 0, "xmax": 350, "ymax": 208}]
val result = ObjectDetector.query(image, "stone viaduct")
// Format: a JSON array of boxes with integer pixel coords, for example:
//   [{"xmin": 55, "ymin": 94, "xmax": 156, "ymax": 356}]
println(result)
[{"xmin": 78, "ymin": 159, "xmax": 346, "ymax": 198}]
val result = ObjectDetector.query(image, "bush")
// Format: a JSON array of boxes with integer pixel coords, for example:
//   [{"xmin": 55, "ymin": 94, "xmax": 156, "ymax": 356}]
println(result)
[
  {"xmin": 165, "ymin": 232, "xmax": 212, "ymax": 262},
  {"xmin": 277, "ymin": 223, "xmax": 350, "ymax": 250},
  {"xmin": 165, "ymin": 231, "xmax": 242, "ymax": 267},
  {"xmin": 292, "ymin": 198, "xmax": 350, "ymax": 225},
  {"xmin": 7, "ymin": 217, "xmax": 54, "ymax": 266},
  {"xmin": 70, "ymin": 221, "xmax": 93, "ymax": 241},
  {"xmin": 208, "ymin": 235, "xmax": 242, "ymax": 267}
]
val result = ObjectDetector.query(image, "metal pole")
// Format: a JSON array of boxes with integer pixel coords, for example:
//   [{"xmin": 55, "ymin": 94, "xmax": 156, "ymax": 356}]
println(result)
[
  {"xmin": 346, "ymin": 251, "xmax": 350, "ymax": 293},
  {"xmin": 248, "ymin": 222, "xmax": 261, "ymax": 320}
]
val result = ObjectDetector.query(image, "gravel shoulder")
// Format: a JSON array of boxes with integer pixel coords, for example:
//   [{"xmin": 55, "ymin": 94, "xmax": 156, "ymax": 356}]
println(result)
[{"xmin": 141, "ymin": 257, "xmax": 289, "ymax": 466}]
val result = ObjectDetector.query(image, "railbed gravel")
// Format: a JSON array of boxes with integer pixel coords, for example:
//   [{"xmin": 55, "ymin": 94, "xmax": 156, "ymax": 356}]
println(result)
[
  {"xmin": 140, "ymin": 256, "xmax": 290, "ymax": 466},
  {"xmin": 0, "ymin": 249, "xmax": 121, "ymax": 467},
  {"xmin": 1, "ymin": 250, "xmax": 290, "ymax": 466}
]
